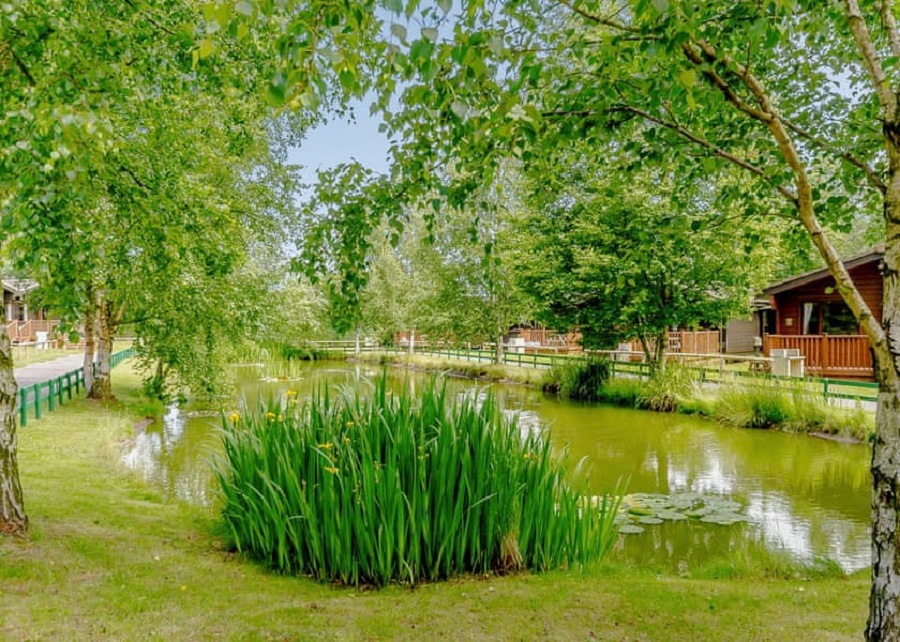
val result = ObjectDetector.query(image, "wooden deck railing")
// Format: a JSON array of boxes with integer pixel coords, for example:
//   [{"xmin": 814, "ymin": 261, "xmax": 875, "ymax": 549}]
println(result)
[
  {"xmin": 764, "ymin": 334, "xmax": 872, "ymax": 377},
  {"xmin": 5, "ymin": 320, "xmax": 59, "ymax": 343}
]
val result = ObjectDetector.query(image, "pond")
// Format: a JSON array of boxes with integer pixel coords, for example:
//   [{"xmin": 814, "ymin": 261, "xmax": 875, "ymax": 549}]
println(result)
[{"xmin": 122, "ymin": 362, "xmax": 871, "ymax": 573}]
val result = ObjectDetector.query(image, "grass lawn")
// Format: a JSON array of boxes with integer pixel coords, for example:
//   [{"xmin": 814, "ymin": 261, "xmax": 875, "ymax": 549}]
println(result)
[{"xmin": 0, "ymin": 362, "xmax": 869, "ymax": 641}]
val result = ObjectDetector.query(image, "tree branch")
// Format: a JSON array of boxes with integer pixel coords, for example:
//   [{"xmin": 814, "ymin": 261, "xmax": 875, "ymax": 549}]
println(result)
[
  {"xmin": 882, "ymin": 0, "xmax": 900, "ymax": 59},
  {"xmin": 556, "ymin": 0, "xmax": 643, "ymax": 34},
  {"xmin": 6, "ymin": 45, "xmax": 36, "ymax": 86},
  {"xmin": 118, "ymin": 164, "xmax": 151, "ymax": 192},
  {"xmin": 610, "ymin": 103, "xmax": 799, "ymax": 204},
  {"xmin": 703, "ymin": 21, "xmax": 888, "ymax": 357},
  {"xmin": 780, "ymin": 116, "xmax": 886, "ymax": 193},
  {"xmin": 682, "ymin": 42, "xmax": 772, "ymax": 123},
  {"xmin": 845, "ymin": 0, "xmax": 897, "ymax": 122},
  {"xmin": 122, "ymin": 0, "xmax": 177, "ymax": 36}
]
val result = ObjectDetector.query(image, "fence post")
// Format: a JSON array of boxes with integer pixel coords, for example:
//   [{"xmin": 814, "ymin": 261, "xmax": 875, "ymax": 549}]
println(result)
[
  {"xmin": 35, "ymin": 385, "xmax": 42, "ymax": 419},
  {"xmin": 48, "ymin": 380, "xmax": 55, "ymax": 412},
  {"xmin": 823, "ymin": 378, "xmax": 830, "ymax": 400},
  {"xmin": 19, "ymin": 388, "xmax": 27, "ymax": 427},
  {"xmin": 57, "ymin": 376, "xmax": 64, "ymax": 405}
]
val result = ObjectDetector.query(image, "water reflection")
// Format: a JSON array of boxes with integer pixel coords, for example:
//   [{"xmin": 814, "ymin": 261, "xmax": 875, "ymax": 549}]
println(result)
[
  {"xmin": 122, "ymin": 405, "xmax": 219, "ymax": 505},
  {"xmin": 121, "ymin": 362, "xmax": 872, "ymax": 572}
]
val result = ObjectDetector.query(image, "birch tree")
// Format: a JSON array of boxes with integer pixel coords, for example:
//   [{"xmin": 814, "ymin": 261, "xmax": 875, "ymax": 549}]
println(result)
[{"xmin": 225, "ymin": 1, "xmax": 900, "ymax": 636}]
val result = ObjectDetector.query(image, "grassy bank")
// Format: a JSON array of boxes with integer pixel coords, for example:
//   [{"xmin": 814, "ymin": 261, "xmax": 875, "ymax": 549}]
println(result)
[
  {"xmin": 359, "ymin": 353, "xmax": 873, "ymax": 443},
  {"xmin": 539, "ymin": 360, "xmax": 875, "ymax": 442},
  {"xmin": 352, "ymin": 351, "xmax": 545, "ymax": 386},
  {"xmin": 0, "ymin": 362, "xmax": 868, "ymax": 640}
]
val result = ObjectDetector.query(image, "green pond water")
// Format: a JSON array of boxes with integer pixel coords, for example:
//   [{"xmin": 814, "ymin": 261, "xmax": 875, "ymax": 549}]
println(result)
[{"xmin": 122, "ymin": 362, "xmax": 871, "ymax": 572}]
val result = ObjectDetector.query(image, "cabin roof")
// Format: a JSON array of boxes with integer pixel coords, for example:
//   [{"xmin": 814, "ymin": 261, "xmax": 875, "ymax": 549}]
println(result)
[
  {"xmin": 0, "ymin": 279, "xmax": 38, "ymax": 296},
  {"xmin": 762, "ymin": 245, "xmax": 884, "ymax": 296}
]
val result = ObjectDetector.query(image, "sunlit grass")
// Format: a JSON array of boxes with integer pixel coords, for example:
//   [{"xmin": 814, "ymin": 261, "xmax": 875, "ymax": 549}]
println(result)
[{"xmin": 0, "ymin": 362, "xmax": 870, "ymax": 640}]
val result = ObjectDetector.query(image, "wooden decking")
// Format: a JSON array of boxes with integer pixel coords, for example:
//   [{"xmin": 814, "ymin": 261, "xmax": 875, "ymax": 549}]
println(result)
[
  {"xmin": 6, "ymin": 320, "xmax": 59, "ymax": 344},
  {"xmin": 764, "ymin": 334, "xmax": 873, "ymax": 379}
]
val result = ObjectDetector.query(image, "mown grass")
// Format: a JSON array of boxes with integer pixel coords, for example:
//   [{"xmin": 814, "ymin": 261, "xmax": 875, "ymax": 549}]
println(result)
[{"xmin": 0, "ymin": 362, "xmax": 869, "ymax": 641}]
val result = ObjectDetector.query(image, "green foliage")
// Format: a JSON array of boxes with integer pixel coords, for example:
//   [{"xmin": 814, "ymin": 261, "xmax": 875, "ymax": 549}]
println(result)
[
  {"xmin": 516, "ymin": 162, "xmax": 767, "ymax": 357},
  {"xmin": 215, "ymin": 378, "xmax": 620, "ymax": 586},
  {"xmin": 541, "ymin": 358, "xmax": 611, "ymax": 401},
  {"xmin": 2, "ymin": 0, "xmax": 307, "ymax": 404},
  {"xmin": 271, "ymin": 343, "xmax": 328, "ymax": 362},
  {"xmin": 301, "ymin": 173, "xmax": 533, "ymax": 354}
]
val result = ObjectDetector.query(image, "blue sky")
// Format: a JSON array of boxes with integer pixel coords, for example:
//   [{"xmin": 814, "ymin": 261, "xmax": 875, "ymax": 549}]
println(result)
[{"xmin": 287, "ymin": 99, "xmax": 391, "ymax": 187}]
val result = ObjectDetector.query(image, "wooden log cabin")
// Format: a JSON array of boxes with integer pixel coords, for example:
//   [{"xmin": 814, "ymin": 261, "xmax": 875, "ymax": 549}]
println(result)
[{"xmin": 762, "ymin": 246, "xmax": 882, "ymax": 379}]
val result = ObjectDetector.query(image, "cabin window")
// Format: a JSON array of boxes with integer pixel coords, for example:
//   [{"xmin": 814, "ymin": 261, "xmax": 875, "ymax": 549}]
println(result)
[
  {"xmin": 822, "ymin": 302, "xmax": 858, "ymax": 334},
  {"xmin": 801, "ymin": 301, "xmax": 858, "ymax": 335},
  {"xmin": 802, "ymin": 302, "xmax": 821, "ymax": 335}
]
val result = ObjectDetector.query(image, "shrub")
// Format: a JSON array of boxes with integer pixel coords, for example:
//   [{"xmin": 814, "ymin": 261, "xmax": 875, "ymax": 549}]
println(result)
[
  {"xmin": 542, "ymin": 358, "xmax": 611, "ymax": 401},
  {"xmin": 214, "ymin": 378, "xmax": 620, "ymax": 586}
]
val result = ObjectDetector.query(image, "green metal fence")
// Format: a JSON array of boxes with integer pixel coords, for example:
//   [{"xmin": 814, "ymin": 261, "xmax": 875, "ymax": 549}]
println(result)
[
  {"xmin": 379, "ymin": 345, "xmax": 877, "ymax": 404},
  {"xmin": 19, "ymin": 347, "xmax": 136, "ymax": 427}
]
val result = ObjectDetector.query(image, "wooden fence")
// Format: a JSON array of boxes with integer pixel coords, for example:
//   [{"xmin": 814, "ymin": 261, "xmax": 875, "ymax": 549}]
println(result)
[{"xmin": 628, "ymin": 330, "xmax": 721, "ymax": 355}]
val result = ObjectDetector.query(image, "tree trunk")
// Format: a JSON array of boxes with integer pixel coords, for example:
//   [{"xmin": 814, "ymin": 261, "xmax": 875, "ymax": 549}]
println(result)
[
  {"xmin": 89, "ymin": 301, "xmax": 116, "ymax": 401},
  {"xmin": 0, "ymin": 309, "xmax": 26, "ymax": 534},
  {"xmin": 494, "ymin": 331, "xmax": 503, "ymax": 365},
  {"xmin": 653, "ymin": 330, "xmax": 667, "ymax": 375},
  {"xmin": 637, "ymin": 335, "xmax": 652, "ymax": 365},
  {"xmin": 867, "ymin": 126, "xmax": 900, "ymax": 641},
  {"xmin": 408, "ymin": 329, "xmax": 415, "ymax": 356},
  {"xmin": 82, "ymin": 300, "xmax": 96, "ymax": 397},
  {"xmin": 354, "ymin": 326, "xmax": 360, "ymax": 356}
]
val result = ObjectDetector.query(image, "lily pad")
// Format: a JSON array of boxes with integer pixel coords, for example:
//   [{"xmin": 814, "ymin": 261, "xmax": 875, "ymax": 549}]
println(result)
[
  {"xmin": 617, "ymin": 491, "xmax": 750, "ymax": 533},
  {"xmin": 627, "ymin": 506, "xmax": 656, "ymax": 517},
  {"xmin": 700, "ymin": 513, "xmax": 748, "ymax": 525},
  {"xmin": 638, "ymin": 516, "xmax": 664, "ymax": 525},
  {"xmin": 656, "ymin": 511, "xmax": 688, "ymax": 521},
  {"xmin": 618, "ymin": 524, "xmax": 645, "ymax": 534}
]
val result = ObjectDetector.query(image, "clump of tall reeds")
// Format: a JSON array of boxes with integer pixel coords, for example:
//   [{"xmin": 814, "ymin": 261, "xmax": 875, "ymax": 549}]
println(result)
[
  {"xmin": 713, "ymin": 379, "xmax": 874, "ymax": 440},
  {"xmin": 715, "ymin": 379, "xmax": 792, "ymax": 428},
  {"xmin": 541, "ymin": 358, "xmax": 611, "ymax": 401},
  {"xmin": 636, "ymin": 362, "xmax": 699, "ymax": 412},
  {"xmin": 214, "ymin": 379, "xmax": 620, "ymax": 586}
]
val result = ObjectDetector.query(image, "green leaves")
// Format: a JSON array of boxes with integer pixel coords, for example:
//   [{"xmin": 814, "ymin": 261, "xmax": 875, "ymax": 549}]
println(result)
[
  {"xmin": 390, "ymin": 23, "xmax": 407, "ymax": 41},
  {"xmin": 234, "ymin": 1, "xmax": 254, "ymax": 17}
]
